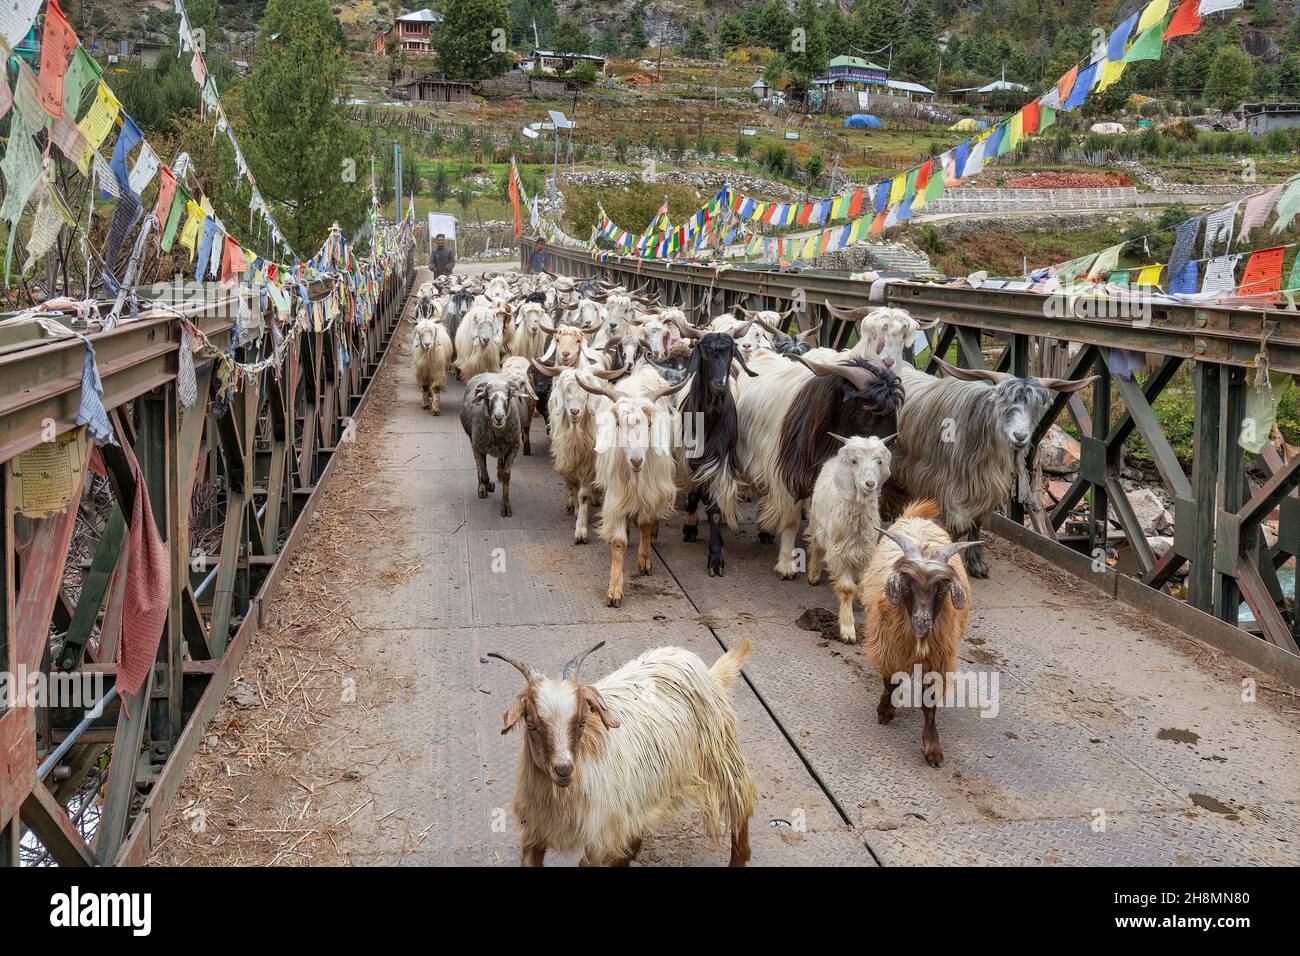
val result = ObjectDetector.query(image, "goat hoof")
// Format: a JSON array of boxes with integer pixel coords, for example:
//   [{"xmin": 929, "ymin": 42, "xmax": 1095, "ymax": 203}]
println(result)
[
  {"xmin": 778, "ymin": 571, "xmax": 795, "ymax": 581},
  {"xmin": 607, "ymin": 596, "xmax": 622, "ymax": 608},
  {"xmin": 683, "ymin": 525, "xmax": 698, "ymax": 543},
  {"xmin": 757, "ymin": 532, "xmax": 774, "ymax": 544},
  {"xmin": 925, "ymin": 749, "xmax": 944, "ymax": 768},
  {"xmin": 877, "ymin": 707, "xmax": 895, "ymax": 725},
  {"xmin": 477, "ymin": 486, "xmax": 489, "ymax": 498},
  {"xmin": 574, "ymin": 536, "xmax": 587, "ymax": 545},
  {"xmin": 565, "ymin": 504, "xmax": 575, "ymax": 515},
  {"xmin": 501, "ymin": 504, "xmax": 512, "ymax": 517},
  {"xmin": 962, "ymin": 546, "xmax": 990, "ymax": 578},
  {"xmin": 485, "ymin": 481, "xmax": 496, "ymax": 492}
]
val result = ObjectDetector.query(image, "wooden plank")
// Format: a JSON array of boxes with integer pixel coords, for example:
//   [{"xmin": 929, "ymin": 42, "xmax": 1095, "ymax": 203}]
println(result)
[
  {"xmin": 20, "ymin": 779, "xmax": 95, "ymax": 866},
  {"xmin": 0, "ymin": 707, "xmax": 36, "ymax": 831}
]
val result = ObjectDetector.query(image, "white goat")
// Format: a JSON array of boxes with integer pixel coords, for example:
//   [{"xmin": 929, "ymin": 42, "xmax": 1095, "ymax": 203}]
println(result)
[
  {"xmin": 412, "ymin": 317, "xmax": 454, "ymax": 414},
  {"xmin": 454, "ymin": 304, "xmax": 503, "ymax": 379},
  {"xmin": 805, "ymin": 434, "xmax": 892, "ymax": 644},
  {"xmin": 577, "ymin": 366, "xmax": 688, "ymax": 607},
  {"xmin": 804, "ymin": 306, "xmax": 934, "ymax": 372},
  {"xmin": 489, "ymin": 638, "xmax": 757, "ymax": 866}
]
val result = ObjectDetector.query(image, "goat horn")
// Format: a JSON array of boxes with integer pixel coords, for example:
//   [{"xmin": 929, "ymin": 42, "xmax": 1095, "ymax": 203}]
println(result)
[
  {"xmin": 798, "ymin": 322, "xmax": 823, "ymax": 344},
  {"xmin": 934, "ymin": 539, "xmax": 981, "ymax": 565},
  {"xmin": 932, "ymin": 356, "xmax": 1014, "ymax": 385},
  {"xmin": 750, "ymin": 315, "xmax": 783, "ymax": 336},
  {"xmin": 530, "ymin": 358, "xmax": 563, "ymax": 378},
  {"xmin": 563, "ymin": 641, "xmax": 605, "ymax": 681},
  {"xmin": 558, "ymin": 301, "xmax": 579, "ymax": 311},
  {"xmin": 1036, "ymin": 374, "xmax": 1101, "ymax": 394},
  {"xmin": 538, "ymin": 321, "xmax": 559, "ymax": 335},
  {"xmin": 828, "ymin": 432, "xmax": 851, "ymax": 444},
  {"xmin": 876, "ymin": 525, "xmax": 925, "ymax": 563},
  {"xmin": 576, "ymin": 374, "xmax": 622, "ymax": 402},
  {"xmin": 589, "ymin": 365, "xmax": 626, "ymax": 380},
  {"xmin": 796, "ymin": 355, "xmax": 874, "ymax": 391},
  {"xmin": 672, "ymin": 318, "xmax": 704, "ymax": 339},
  {"xmin": 916, "ymin": 316, "xmax": 940, "ymax": 330},
  {"xmin": 881, "ymin": 432, "xmax": 898, "ymax": 445},
  {"xmin": 624, "ymin": 313, "xmax": 646, "ymax": 324},
  {"xmin": 580, "ymin": 319, "xmax": 603, "ymax": 334},
  {"xmin": 728, "ymin": 321, "xmax": 754, "ymax": 340},
  {"xmin": 589, "ymin": 292, "xmax": 609, "ymax": 303},
  {"xmin": 826, "ymin": 302, "xmax": 872, "ymax": 321},
  {"xmin": 736, "ymin": 306, "xmax": 757, "ymax": 318},
  {"xmin": 487, "ymin": 652, "xmax": 534, "ymax": 680},
  {"xmin": 649, "ymin": 377, "xmax": 690, "ymax": 403},
  {"xmin": 780, "ymin": 307, "xmax": 798, "ymax": 319}
]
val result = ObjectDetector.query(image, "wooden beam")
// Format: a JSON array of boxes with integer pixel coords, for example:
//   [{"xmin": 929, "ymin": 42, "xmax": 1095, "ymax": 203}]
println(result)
[{"xmin": 20, "ymin": 780, "xmax": 95, "ymax": 867}]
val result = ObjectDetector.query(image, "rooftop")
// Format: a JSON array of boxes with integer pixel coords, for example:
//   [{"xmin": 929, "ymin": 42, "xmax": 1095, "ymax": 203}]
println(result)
[{"xmin": 397, "ymin": 9, "xmax": 442, "ymax": 22}]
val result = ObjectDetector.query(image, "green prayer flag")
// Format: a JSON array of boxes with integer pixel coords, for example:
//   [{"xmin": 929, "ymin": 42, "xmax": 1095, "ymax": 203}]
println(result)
[
  {"xmin": 904, "ymin": 166, "xmax": 919, "ymax": 199},
  {"xmin": 1038, "ymin": 106, "xmax": 1057, "ymax": 131},
  {"xmin": 1109, "ymin": 270, "xmax": 1131, "ymax": 287},
  {"xmin": 996, "ymin": 122, "xmax": 1013, "ymax": 156},
  {"xmin": 924, "ymin": 169, "xmax": 945, "ymax": 202},
  {"xmin": 1123, "ymin": 21, "xmax": 1166, "ymax": 63},
  {"xmin": 63, "ymin": 48, "xmax": 102, "ymax": 121},
  {"xmin": 161, "ymin": 189, "xmax": 186, "ymax": 251}
]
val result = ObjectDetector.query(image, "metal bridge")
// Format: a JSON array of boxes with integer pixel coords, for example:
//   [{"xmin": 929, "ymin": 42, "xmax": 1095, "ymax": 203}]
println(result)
[{"xmin": 2, "ymin": 247, "xmax": 1298, "ymax": 866}]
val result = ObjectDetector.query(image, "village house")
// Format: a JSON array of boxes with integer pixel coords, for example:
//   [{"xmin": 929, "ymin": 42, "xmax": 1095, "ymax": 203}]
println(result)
[
  {"xmin": 1240, "ymin": 102, "xmax": 1300, "ymax": 136},
  {"xmin": 373, "ymin": 8, "xmax": 442, "ymax": 57},
  {"xmin": 527, "ymin": 50, "xmax": 607, "ymax": 76}
]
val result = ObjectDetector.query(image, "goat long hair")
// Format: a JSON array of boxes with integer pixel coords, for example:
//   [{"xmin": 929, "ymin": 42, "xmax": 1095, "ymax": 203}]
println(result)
[
  {"xmin": 776, "ymin": 359, "xmax": 904, "ymax": 502},
  {"xmin": 679, "ymin": 334, "xmax": 754, "ymax": 527}
]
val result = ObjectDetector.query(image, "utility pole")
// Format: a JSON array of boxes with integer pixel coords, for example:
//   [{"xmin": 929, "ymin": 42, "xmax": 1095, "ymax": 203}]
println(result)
[{"xmin": 393, "ymin": 139, "xmax": 402, "ymax": 222}]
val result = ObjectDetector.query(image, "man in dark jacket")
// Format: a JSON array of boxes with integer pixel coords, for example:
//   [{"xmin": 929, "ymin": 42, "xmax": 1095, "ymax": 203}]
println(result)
[
  {"xmin": 430, "ymin": 234, "xmax": 455, "ymax": 276},
  {"xmin": 529, "ymin": 238, "xmax": 553, "ymax": 276}
]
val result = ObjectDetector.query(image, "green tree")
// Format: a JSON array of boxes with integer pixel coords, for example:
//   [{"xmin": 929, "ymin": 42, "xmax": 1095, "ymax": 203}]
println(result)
[
  {"xmin": 188, "ymin": 0, "xmax": 218, "ymax": 31},
  {"xmin": 718, "ymin": 14, "xmax": 749, "ymax": 51},
  {"xmin": 858, "ymin": 0, "xmax": 904, "ymax": 52},
  {"xmin": 786, "ymin": 0, "xmax": 828, "ymax": 88},
  {"xmin": 594, "ymin": 22, "xmax": 622, "ymax": 57},
  {"xmin": 242, "ymin": 0, "xmax": 367, "ymax": 252},
  {"xmin": 626, "ymin": 9, "xmax": 649, "ymax": 55},
  {"xmin": 437, "ymin": 0, "xmax": 513, "ymax": 81},
  {"xmin": 552, "ymin": 15, "xmax": 590, "ymax": 53},
  {"xmin": 764, "ymin": 51, "xmax": 788, "ymax": 87},
  {"xmin": 455, "ymin": 185, "xmax": 474, "ymax": 216},
  {"xmin": 682, "ymin": 22, "xmax": 712, "ymax": 59},
  {"xmin": 752, "ymin": 0, "xmax": 793, "ymax": 51},
  {"xmin": 1205, "ymin": 44, "xmax": 1254, "ymax": 111}
]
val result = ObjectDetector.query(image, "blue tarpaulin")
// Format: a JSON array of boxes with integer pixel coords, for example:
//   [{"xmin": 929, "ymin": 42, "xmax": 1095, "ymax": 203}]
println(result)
[{"xmin": 843, "ymin": 114, "xmax": 882, "ymax": 129}]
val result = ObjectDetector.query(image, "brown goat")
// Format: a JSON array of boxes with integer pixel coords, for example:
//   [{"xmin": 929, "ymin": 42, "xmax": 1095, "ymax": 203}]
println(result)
[{"xmin": 861, "ymin": 500, "xmax": 976, "ymax": 767}]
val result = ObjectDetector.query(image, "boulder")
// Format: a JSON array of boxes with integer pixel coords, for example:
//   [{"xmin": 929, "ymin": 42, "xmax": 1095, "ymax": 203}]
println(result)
[
  {"xmin": 1128, "ymin": 487, "xmax": 1173, "ymax": 535},
  {"xmin": 1039, "ymin": 425, "xmax": 1080, "ymax": 474}
]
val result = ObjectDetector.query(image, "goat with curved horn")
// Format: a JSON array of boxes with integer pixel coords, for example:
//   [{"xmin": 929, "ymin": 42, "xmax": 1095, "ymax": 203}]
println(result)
[
  {"xmin": 531, "ymin": 358, "xmax": 563, "ymax": 378},
  {"xmin": 797, "ymin": 355, "xmax": 877, "ymax": 391},
  {"xmin": 576, "ymin": 375, "xmax": 622, "ymax": 402},
  {"xmin": 487, "ymin": 652, "xmax": 534, "ymax": 679},
  {"xmin": 650, "ymin": 377, "xmax": 690, "ymax": 404},
  {"xmin": 562, "ymin": 641, "xmax": 605, "ymax": 681},
  {"xmin": 826, "ymin": 302, "xmax": 872, "ymax": 321}
]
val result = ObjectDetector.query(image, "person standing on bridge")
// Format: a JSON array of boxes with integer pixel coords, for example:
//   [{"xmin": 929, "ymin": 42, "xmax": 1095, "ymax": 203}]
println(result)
[
  {"xmin": 430, "ymin": 234, "xmax": 456, "ymax": 277},
  {"xmin": 529, "ymin": 238, "xmax": 553, "ymax": 276}
]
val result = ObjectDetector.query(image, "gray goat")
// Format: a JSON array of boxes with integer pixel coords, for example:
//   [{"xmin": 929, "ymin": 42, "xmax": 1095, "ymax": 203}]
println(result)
[{"xmin": 460, "ymin": 372, "xmax": 533, "ymax": 517}]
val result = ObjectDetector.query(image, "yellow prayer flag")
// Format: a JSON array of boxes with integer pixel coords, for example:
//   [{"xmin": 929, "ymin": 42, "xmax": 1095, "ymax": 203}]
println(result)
[
  {"xmin": 888, "ymin": 175, "xmax": 905, "ymax": 207},
  {"xmin": 1095, "ymin": 59, "xmax": 1126, "ymax": 92},
  {"xmin": 1136, "ymin": 0, "xmax": 1169, "ymax": 33},
  {"xmin": 77, "ymin": 82, "xmax": 120, "ymax": 155},
  {"xmin": 1008, "ymin": 112, "xmax": 1024, "ymax": 151},
  {"xmin": 1137, "ymin": 264, "xmax": 1163, "ymax": 286},
  {"xmin": 178, "ymin": 200, "xmax": 205, "ymax": 261}
]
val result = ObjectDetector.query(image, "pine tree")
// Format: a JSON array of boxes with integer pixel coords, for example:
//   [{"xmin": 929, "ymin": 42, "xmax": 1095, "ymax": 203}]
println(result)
[
  {"xmin": 553, "ymin": 16, "xmax": 590, "ymax": 54},
  {"xmin": 787, "ymin": 0, "xmax": 828, "ymax": 88},
  {"xmin": 1204, "ymin": 44, "xmax": 1254, "ymax": 111},
  {"xmin": 242, "ymin": 0, "xmax": 367, "ymax": 252},
  {"xmin": 437, "ymin": 0, "xmax": 513, "ymax": 81}
]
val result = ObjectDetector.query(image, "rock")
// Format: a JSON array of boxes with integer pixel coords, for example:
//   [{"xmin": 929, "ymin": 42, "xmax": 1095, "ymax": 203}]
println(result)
[
  {"xmin": 229, "ymin": 680, "xmax": 260, "ymax": 709},
  {"xmin": 1039, "ymin": 425, "xmax": 1080, "ymax": 474},
  {"xmin": 1146, "ymin": 535, "xmax": 1174, "ymax": 559},
  {"xmin": 1044, "ymin": 479, "xmax": 1074, "ymax": 505},
  {"xmin": 1129, "ymin": 487, "xmax": 1173, "ymax": 535}
]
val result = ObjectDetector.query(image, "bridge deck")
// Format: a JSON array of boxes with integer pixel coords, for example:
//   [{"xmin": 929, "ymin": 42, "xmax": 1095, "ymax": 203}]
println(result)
[{"xmin": 151, "ymin": 272, "xmax": 1300, "ymax": 867}]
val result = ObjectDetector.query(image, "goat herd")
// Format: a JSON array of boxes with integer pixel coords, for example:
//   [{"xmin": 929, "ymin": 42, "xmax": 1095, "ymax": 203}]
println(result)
[{"xmin": 408, "ymin": 268, "xmax": 1096, "ymax": 866}]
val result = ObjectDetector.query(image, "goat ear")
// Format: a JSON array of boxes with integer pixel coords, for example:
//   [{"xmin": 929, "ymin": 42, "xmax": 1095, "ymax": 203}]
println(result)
[
  {"xmin": 582, "ymin": 686, "xmax": 620, "ymax": 730},
  {"xmin": 946, "ymin": 579, "xmax": 969, "ymax": 610},
  {"xmin": 884, "ymin": 571, "xmax": 907, "ymax": 605},
  {"xmin": 733, "ymin": 347, "xmax": 758, "ymax": 377},
  {"xmin": 502, "ymin": 689, "xmax": 528, "ymax": 735}
]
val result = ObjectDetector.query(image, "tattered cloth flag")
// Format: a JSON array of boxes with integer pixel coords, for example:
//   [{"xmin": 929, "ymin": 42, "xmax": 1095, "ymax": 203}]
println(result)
[
  {"xmin": 1201, "ymin": 254, "xmax": 1240, "ymax": 296},
  {"xmin": 37, "ymin": 0, "xmax": 77, "ymax": 117},
  {"xmin": 1196, "ymin": 0, "xmax": 1243, "ymax": 14},
  {"xmin": 1168, "ymin": 214, "xmax": 1201, "ymax": 280},
  {"xmin": 0, "ymin": 0, "xmax": 42, "ymax": 48},
  {"xmin": 1062, "ymin": 61, "xmax": 1098, "ymax": 110},
  {"xmin": 1239, "ymin": 184, "xmax": 1282, "ymax": 241},
  {"xmin": 0, "ymin": 61, "xmax": 10, "ymax": 120},
  {"xmin": 128, "ymin": 141, "xmax": 160, "ymax": 196},
  {"xmin": 1056, "ymin": 65, "xmax": 1079, "ymax": 106},
  {"xmin": 76, "ymin": 340, "xmax": 115, "ymax": 445},
  {"xmin": 62, "ymin": 46, "xmax": 101, "ymax": 118},
  {"xmin": 152, "ymin": 164, "xmax": 176, "ymax": 229},
  {"xmin": 1272, "ymin": 177, "xmax": 1300, "ymax": 234},
  {"xmin": 102, "ymin": 190, "xmax": 143, "ymax": 294},
  {"xmin": 1163, "ymin": 0, "xmax": 1202, "ymax": 39},
  {"xmin": 1169, "ymin": 260, "xmax": 1199, "ymax": 294},
  {"xmin": 115, "ymin": 439, "xmax": 171, "ymax": 700},
  {"xmin": 1087, "ymin": 242, "xmax": 1124, "ymax": 281},
  {"xmin": 1237, "ymin": 246, "xmax": 1286, "ymax": 298},
  {"xmin": 1137, "ymin": 264, "xmax": 1163, "ymax": 286},
  {"xmin": 1123, "ymin": 22, "xmax": 1166, "ymax": 62},
  {"xmin": 1202, "ymin": 201, "xmax": 1237, "ymax": 258}
]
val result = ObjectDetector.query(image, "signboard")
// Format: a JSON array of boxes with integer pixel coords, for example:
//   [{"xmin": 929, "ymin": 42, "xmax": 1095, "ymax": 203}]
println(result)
[
  {"xmin": 741, "ymin": 128, "xmax": 757, "ymax": 136},
  {"xmin": 521, "ymin": 126, "xmax": 539, "ymax": 139},
  {"xmin": 857, "ymin": 91, "xmax": 870, "ymax": 109},
  {"xmin": 784, "ymin": 131, "xmax": 800, "ymax": 140},
  {"xmin": 427, "ymin": 213, "xmax": 457, "ymax": 241}
]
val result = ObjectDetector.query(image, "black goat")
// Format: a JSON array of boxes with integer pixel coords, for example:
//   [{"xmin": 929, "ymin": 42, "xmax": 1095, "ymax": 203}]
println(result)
[{"xmin": 675, "ymin": 323, "xmax": 757, "ymax": 576}]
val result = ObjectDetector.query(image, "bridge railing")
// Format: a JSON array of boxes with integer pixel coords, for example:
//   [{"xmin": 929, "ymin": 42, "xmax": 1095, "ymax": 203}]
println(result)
[
  {"xmin": 530, "ymin": 240, "xmax": 1299, "ymax": 678},
  {"xmin": 0, "ymin": 247, "xmax": 414, "ymax": 867}
]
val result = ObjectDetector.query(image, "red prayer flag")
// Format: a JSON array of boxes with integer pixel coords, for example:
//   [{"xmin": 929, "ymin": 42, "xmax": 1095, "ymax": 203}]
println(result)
[
  {"xmin": 869, "ymin": 210, "xmax": 887, "ymax": 235},
  {"xmin": 1237, "ymin": 246, "xmax": 1286, "ymax": 298},
  {"xmin": 508, "ymin": 161, "xmax": 522, "ymax": 239},
  {"xmin": 798, "ymin": 203, "xmax": 813, "ymax": 226},
  {"xmin": 1022, "ymin": 99, "xmax": 1041, "ymax": 135},
  {"xmin": 153, "ymin": 165, "xmax": 175, "ymax": 228},
  {"xmin": 38, "ymin": 0, "xmax": 78, "ymax": 117},
  {"xmin": 916, "ymin": 159, "xmax": 933, "ymax": 191},
  {"xmin": 1163, "ymin": 0, "xmax": 1201, "ymax": 39},
  {"xmin": 763, "ymin": 203, "xmax": 779, "ymax": 224},
  {"xmin": 116, "ymin": 441, "xmax": 170, "ymax": 699},
  {"xmin": 847, "ymin": 187, "xmax": 864, "ymax": 217}
]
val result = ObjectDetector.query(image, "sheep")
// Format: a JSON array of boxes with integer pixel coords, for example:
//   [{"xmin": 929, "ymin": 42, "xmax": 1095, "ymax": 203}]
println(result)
[
  {"xmin": 805, "ymin": 434, "xmax": 893, "ymax": 644},
  {"xmin": 577, "ymin": 367, "xmax": 688, "ymax": 607},
  {"xmin": 887, "ymin": 358, "xmax": 1097, "ymax": 578},
  {"xmin": 735, "ymin": 352, "xmax": 905, "ymax": 579},
  {"xmin": 460, "ymin": 372, "xmax": 527, "ymax": 517},
  {"xmin": 861, "ymin": 500, "xmax": 976, "ymax": 767},
  {"xmin": 671, "ymin": 321, "xmax": 758, "ymax": 576},
  {"xmin": 454, "ymin": 304, "xmax": 503, "ymax": 380},
  {"xmin": 488, "ymin": 638, "xmax": 756, "ymax": 866},
  {"xmin": 412, "ymin": 316, "xmax": 454, "ymax": 415}
]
